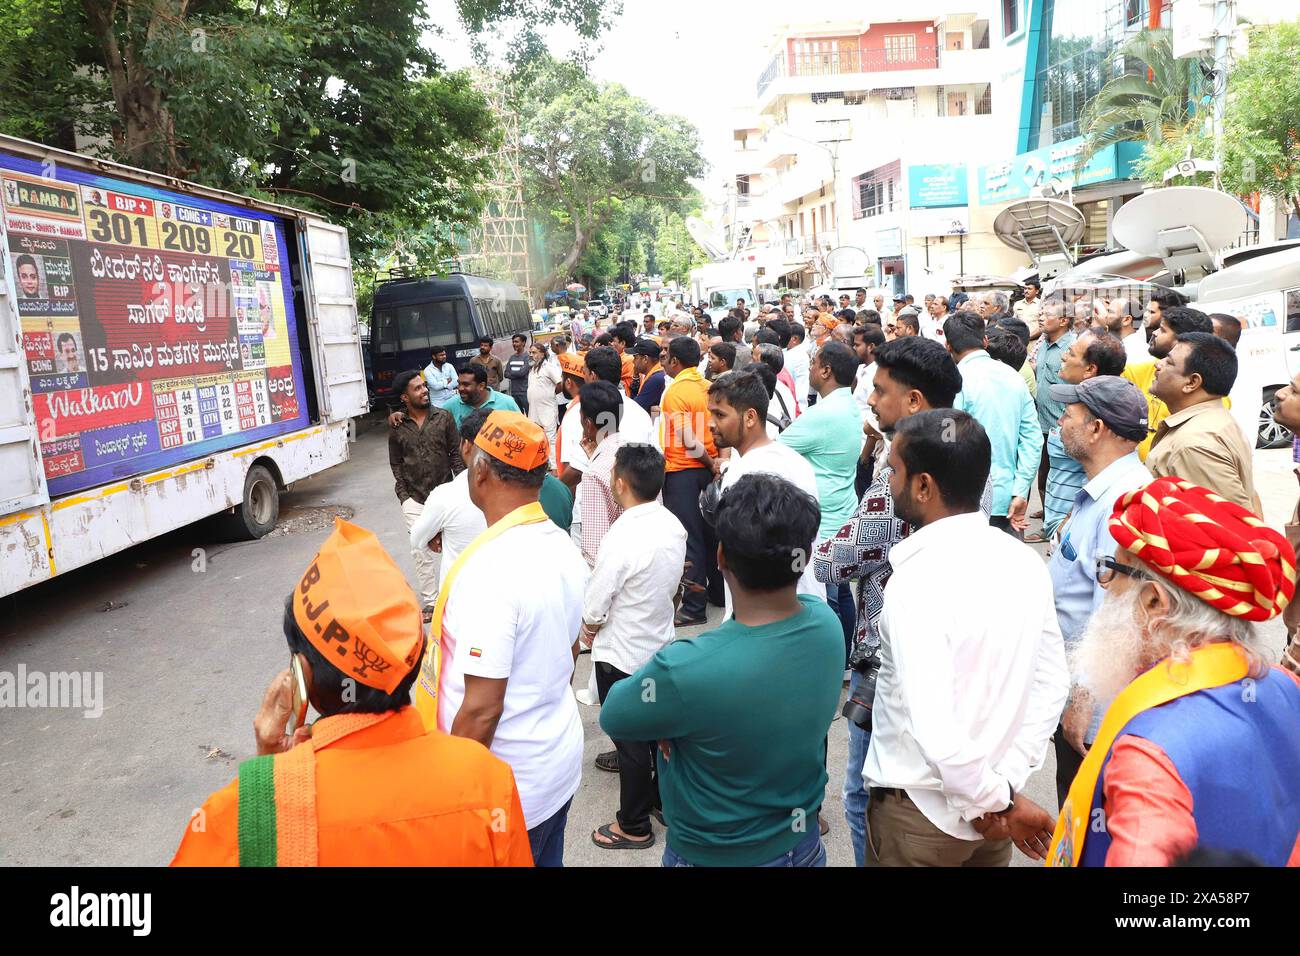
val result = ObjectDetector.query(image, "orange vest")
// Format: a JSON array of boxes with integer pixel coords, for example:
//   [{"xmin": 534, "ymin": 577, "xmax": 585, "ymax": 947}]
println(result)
[{"xmin": 170, "ymin": 708, "xmax": 533, "ymax": 866}]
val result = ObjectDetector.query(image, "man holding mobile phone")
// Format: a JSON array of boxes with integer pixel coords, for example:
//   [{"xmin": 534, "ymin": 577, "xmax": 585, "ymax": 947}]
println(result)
[{"xmin": 171, "ymin": 520, "xmax": 533, "ymax": 867}]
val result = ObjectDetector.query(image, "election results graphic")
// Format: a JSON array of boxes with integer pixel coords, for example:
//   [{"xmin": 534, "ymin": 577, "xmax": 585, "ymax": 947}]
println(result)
[{"xmin": 0, "ymin": 151, "xmax": 311, "ymax": 496}]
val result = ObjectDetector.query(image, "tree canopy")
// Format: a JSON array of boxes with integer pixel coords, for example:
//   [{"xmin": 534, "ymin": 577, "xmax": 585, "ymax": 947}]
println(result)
[{"xmin": 0, "ymin": 0, "xmax": 612, "ymax": 273}]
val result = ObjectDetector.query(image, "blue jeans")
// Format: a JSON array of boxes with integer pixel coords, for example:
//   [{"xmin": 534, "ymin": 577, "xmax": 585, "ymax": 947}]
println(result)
[
  {"xmin": 527, "ymin": 797, "xmax": 572, "ymax": 868},
  {"xmin": 661, "ymin": 829, "xmax": 826, "ymax": 868},
  {"xmin": 843, "ymin": 670, "xmax": 872, "ymax": 868},
  {"xmin": 824, "ymin": 581, "xmax": 855, "ymax": 666}
]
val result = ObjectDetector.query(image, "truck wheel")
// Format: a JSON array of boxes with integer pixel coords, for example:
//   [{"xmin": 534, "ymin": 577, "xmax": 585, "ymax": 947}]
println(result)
[
  {"xmin": 1258, "ymin": 387, "xmax": 1292, "ymax": 450},
  {"xmin": 224, "ymin": 464, "xmax": 280, "ymax": 540}
]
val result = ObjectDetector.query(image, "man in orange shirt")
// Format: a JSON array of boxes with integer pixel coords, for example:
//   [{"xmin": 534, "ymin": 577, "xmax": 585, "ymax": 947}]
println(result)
[
  {"xmin": 611, "ymin": 323, "xmax": 638, "ymax": 396},
  {"xmin": 661, "ymin": 336, "xmax": 722, "ymax": 626},
  {"xmin": 171, "ymin": 519, "xmax": 532, "ymax": 867}
]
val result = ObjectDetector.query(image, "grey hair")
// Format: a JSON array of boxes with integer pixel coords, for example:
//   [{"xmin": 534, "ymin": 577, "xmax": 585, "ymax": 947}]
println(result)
[
  {"xmin": 754, "ymin": 342, "xmax": 785, "ymax": 374},
  {"xmin": 1145, "ymin": 570, "xmax": 1270, "ymax": 679},
  {"xmin": 990, "ymin": 291, "xmax": 1010, "ymax": 312}
]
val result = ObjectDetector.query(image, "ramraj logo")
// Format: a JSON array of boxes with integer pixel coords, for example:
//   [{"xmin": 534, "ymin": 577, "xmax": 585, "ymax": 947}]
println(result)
[{"xmin": 49, "ymin": 886, "xmax": 151, "ymax": 936}]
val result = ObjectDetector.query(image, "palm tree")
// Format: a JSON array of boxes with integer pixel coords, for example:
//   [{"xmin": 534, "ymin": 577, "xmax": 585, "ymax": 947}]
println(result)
[{"xmin": 1078, "ymin": 29, "xmax": 1203, "ymax": 167}]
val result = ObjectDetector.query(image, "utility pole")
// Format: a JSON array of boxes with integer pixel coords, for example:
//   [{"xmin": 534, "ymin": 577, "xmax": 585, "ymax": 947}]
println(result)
[{"xmin": 1210, "ymin": 0, "xmax": 1235, "ymax": 185}]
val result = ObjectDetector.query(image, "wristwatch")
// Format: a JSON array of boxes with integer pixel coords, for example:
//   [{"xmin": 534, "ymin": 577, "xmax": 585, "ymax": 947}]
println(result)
[{"xmin": 1003, "ymin": 779, "xmax": 1016, "ymax": 814}]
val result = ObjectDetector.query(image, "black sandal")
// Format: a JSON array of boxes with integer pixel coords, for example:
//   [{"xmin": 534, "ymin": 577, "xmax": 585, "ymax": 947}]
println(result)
[
  {"xmin": 592, "ymin": 823, "xmax": 656, "ymax": 850},
  {"xmin": 595, "ymin": 750, "xmax": 620, "ymax": 773}
]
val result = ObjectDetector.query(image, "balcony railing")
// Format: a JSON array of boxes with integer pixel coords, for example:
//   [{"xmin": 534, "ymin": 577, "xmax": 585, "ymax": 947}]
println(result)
[{"xmin": 757, "ymin": 44, "xmax": 942, "ymax": 98}]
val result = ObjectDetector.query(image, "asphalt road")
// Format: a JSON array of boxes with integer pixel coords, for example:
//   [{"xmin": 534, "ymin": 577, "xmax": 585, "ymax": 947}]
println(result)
[{"xmin": 0, "ymin": 418, "xmax": 1290, "ymax": 866}]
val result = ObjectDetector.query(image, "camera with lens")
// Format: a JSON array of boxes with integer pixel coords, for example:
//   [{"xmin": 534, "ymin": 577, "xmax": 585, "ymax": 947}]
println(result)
[{"xmin": 841, "ymin": 654, "xmax": 880, "ymax": 730}]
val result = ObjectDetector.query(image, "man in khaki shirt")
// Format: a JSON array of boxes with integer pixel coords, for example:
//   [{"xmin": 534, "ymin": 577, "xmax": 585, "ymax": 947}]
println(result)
[{"xmin": 1148, "ymin": 331, "xmax": 1260, "ymax": 513}]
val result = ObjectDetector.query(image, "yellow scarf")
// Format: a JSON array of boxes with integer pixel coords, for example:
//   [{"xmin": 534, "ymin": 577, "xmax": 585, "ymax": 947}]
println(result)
[
  {"xmin": 1046, "ymin": 642, "xmax": 1249, "ymax": 867},
  {"xmin": 414, "ymin": 501, "xmax": 549, "ymax": 730}
]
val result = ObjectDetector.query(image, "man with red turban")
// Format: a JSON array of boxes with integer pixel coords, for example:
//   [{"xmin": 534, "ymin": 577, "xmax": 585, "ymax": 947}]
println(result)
[{"xmin": 1046, "ymin": 477, "xmax": 1300, "ymax": 867}]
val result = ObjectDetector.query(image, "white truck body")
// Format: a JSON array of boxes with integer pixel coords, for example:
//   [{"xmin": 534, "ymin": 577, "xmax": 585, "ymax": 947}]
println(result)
[
  {"xmin": 0, "ymin": 136, "xmax": 366, "ymax": 598},
  {"xmin": 689, "ymin": 262, "xmax": 758, "ymax": 322}
]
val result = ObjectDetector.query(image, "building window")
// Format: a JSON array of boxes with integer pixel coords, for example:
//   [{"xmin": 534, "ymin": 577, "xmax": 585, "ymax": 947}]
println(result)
[
  {"xmin": 975, "ymin": 83, "xmax": 993, "ymax": 115},
  {"xmin": 736, "ymin": 174, "xmax": 750, "ymax": 196},
  {"xmin": 1002, "ymin": 0, "xmax": 1019, "ymax": 36},
  {"xmin": 884, "ymin": 34, "xmax": 917, "ymax": 63},
  {"xmin": 851, "ymin": 161, "xmax": 901, "ymax": 220},
  {"xmin": 971, "ymin": 19, "xmax": 990, "ymax": 49}
]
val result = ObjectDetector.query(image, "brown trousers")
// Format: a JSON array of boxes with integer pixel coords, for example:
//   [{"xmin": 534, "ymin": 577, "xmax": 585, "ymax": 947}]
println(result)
[{"xmin": 864, "ymin": 790, "xmax": 1012, "ymax": 867}]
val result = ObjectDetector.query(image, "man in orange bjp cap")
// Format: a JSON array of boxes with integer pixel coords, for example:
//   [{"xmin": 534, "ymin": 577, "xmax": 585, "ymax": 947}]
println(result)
[
  {"xmin": 1042, "ymin": 477, "xmax": 1300, "ymax": 868},
  {"xmin": 414, "ymin": 410, "xmax": 589, "ymax": 867},
  {"xmin": 171, "ymin": 518, "xmax": 532, "ymax": 867}
]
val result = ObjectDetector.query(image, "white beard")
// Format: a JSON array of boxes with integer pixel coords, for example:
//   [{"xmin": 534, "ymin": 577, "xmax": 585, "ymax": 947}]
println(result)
[{"xmin": 1072, "ymin": 587, "xmax": 1146, "ymax": 702}]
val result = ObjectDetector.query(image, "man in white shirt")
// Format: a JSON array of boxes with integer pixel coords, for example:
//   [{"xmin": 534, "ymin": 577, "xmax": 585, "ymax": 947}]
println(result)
[
  {"xmin": 583, "ymin": 444, "xmax": 686, "ymax": 851},
  {"xmin": 408, "ymin": 407, "xmax": 490, "ymax": 590},
  {"xmin": 706, "ymin": 369, "xmax": 824, "ymax": 620},
  {"xmin": 558, "ymin": 347, "xmax": 656, "ymax": 493},
  {"xmin": 864, "ymin": 408, "xmax": 1068, "ymax": 867},
  {"xmin": 1102, "ymin": 298, "xmax": 1151, "ymax": 366},
  {"xmin": 414, "ymin": 410, "xmax": 587, "ymax": 867},
  {"xmin": 785, "ymin": 324, "xmax": 811, "ymax": 402}
]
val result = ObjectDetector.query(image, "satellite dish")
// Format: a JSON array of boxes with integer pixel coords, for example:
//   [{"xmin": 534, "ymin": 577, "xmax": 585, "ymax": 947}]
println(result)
[
  {"xmin": 824, "ymin": 246, "xmax": 870, "ymax": 279},
  {"xmin": 1111, "ymin": 187, "xmax": 1245, "ymax": 276},
  {"xmin": 685, "ymin": 217, "xmax": 729, "ymax": 262},
  {"xmin": 993, "ymin": 198, "xmax": 1087, "ymax": 274}
]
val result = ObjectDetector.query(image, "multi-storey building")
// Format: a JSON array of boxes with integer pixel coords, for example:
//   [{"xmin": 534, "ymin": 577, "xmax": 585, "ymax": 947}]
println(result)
[{"xmin": 718, "ymin": 1, "xmax": 1282, "ymax": 299}]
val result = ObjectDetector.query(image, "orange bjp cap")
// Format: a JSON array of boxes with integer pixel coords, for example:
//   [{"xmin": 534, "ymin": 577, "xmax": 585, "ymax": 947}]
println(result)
[
  {"xmin": 293, "ymin": 519, "xmax": 424, "ymax": 694},
  {"xmin": 474, "ymin": 410, "xmax": 549, "ymax": 471}
]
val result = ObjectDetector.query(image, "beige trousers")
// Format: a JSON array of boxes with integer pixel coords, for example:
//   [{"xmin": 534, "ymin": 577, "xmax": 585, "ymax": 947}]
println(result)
[{"xmin": 401, "ymin": 497, "xmax": 440, "ymax": 609}]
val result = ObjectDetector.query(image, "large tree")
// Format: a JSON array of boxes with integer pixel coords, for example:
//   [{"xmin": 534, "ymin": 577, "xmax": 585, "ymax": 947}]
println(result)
[
  {"xmin": 0, "ymin": 0, "xmax": 613, "ymax": 272},
  {"xmin": 517, "ymin": 56, "xmax": 705, "ymax": 297}
]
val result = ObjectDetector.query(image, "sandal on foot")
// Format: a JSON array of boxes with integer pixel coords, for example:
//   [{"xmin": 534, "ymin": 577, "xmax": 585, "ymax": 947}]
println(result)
[
  {"xmin": 595, "ymin": 750, "xmax": 620, "ymax": 773},
  {"xmin": 592, "ymin": 823, "xmax": 656, "ymax": 850}
]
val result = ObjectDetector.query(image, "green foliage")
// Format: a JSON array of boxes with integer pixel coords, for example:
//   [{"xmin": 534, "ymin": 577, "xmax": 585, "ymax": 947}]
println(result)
[
  {"xmin": 1220, "ymin": 22, "xmax": 1300, "ymax": 209},
  {"xmin": 1079, "ymin": 29, "xmax": 1202, "ymax": 168},
  {"xmin": 516, "ymin": 53, "xmax": 706, "ymax": 296},
  {"xmin": 0, "ymin": 0, "xmax": 611, "ymax": 275}
]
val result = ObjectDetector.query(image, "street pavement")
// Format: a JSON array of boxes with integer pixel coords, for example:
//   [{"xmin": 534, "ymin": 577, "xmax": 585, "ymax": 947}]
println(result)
[{"xmin": 0, "ymin": 416, "xmax": 1290, "ymax": 866}]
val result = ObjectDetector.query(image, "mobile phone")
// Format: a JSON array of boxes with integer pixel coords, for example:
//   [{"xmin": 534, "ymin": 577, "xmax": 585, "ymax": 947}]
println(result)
[{"xmin": 288, "ymin": 654, "xmax": 309, "ymax": 734}]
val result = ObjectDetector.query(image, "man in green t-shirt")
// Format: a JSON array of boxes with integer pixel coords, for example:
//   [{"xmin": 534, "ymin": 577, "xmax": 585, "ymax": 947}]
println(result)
[{"xmin": 599, "ymin": 472, "xmax": 843, "ymax": 867}]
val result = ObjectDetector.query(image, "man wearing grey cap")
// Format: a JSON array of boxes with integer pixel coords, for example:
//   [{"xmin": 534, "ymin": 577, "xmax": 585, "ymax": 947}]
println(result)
[{"xmin": 1044, "ymin": 375, "xmax": 1151, "ymax": 804}]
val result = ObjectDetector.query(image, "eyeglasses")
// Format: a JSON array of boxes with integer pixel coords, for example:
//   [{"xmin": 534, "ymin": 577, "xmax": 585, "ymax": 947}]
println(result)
[{"xmin": 1095, "ymin": 555, "xmax": 1149, "ymax": 586}]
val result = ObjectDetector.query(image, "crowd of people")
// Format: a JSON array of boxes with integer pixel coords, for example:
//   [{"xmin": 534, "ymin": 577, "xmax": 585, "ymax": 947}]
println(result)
[{"xmin": 171, "ymin": 284, "xmax": 1300, "ymax": 869}]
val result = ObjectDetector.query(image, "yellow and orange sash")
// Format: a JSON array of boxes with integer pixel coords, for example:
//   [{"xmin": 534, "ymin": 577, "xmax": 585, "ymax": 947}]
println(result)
[
  {"xmin": 414, "ymin": 501, "xmax": 550, "ymax": 730},
  {"xmin": 1046, "ymin": 642, "xmax": 1249, "ymax": 867}
]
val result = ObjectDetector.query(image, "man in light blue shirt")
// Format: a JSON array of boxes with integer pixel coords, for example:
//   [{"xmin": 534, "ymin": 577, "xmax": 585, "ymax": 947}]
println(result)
[
  {"xmin": 422, "ymin": 346, "xmax": 459, "ymax": 407},
  {"xmin": 1044, "ymin": 375, "xmax": 1150, "ymax": 805},
  {"xmin": 945, "ymin": 312, "xmax": 1042, "ymax": 536},
  {"xmin": 1034, "ymin": 300, "xmax": 1075, "ymax": 510},
  {"xmin": 780, "ymin": 341, "xmax": 862, "ymax": 661}
]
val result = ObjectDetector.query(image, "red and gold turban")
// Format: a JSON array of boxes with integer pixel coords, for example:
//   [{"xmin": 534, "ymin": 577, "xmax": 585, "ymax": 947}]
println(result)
[{"xmin": 1108, "ymin": 477, "xmax": 1296, "ymax": 622}]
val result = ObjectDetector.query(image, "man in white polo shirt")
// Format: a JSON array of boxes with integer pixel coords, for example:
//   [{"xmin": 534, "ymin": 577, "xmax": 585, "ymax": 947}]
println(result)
[{"xmin": 414, "ymin": 410, "xmax": 588, "ymax": 867}]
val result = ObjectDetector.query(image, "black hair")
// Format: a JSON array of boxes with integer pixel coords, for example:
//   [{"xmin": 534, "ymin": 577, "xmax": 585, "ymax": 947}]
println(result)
[
  {"xmin": 283, "ymin": 594, "xmax": 420, "ymax": 716},
  {"xmin": 718, "ymin": 315, "xmax": 742, "ymax": 342},
  {"xmin": 1023, "ymin": 278, "xmax": 1041, "ymax": 291},
  {"xmin": 896, "ymin": 312, "xmax": 921, "ymax": 334},
  {"xmin": 709, "ymin": 369, "xmax": 769, "ymax": 421},
  {"xmin": 668, "ymin": 335, "xmax": 702, "ymax": 367},
  {"xmin": 1150, "ymin": 288, "xmax": 1189, "ymax": 311},
  {"xmin": 55, "ymin": 332, "xmax": 76, "ymax": 350},
  {"xmin": 612, "ymin": 444, "xmax": 665, "ymax": 501},
  {"xmin": 1176, "ymin": 331, "xmax": 1238, "ymax": 396},
  {"xmin": 817, "ymin": 340, "xmax": 858, "ymax": 387},
  {"xmin": 584, "ymin": 346, "xmax": 622, "ymax": 386},
  {"xmin": 1162, "ymin": 306, "xmax": 1214, "ymax": 337},
  {"xmin": 993, "ymin": 314, "xmax": 1031, "ymax": 348},
  {"xmin": 611, "ymin": 325, "xmax": 637, "ymax": 348},
  {"xmin": 459, "ymin": 406, "xmax": 492, "ymax": 444},
  {"xmin": 511, "ymin": 332, "xmax": 528, "ymax": 343},
  {"xmin": 767, "ymin": 318, "xmax": 793, "ymax": 348},
  {"xmin": 393, "ymin": 369, "xmax": 422, "ymax": 398},
  {"xmin": 715, "ymin": 473, "xmax": 821, "ymax": 592},
  {"xmin": 1080, "ymin": 328, "xmax": 1126, "ymax": 376},
  {"xmin": 894, "ymin": 409, "xmax": 990, "ymax": 512},
  {"xmin": 787, "ymin": 323, "xmax": 805, "ymax": 343},
  {"xmin": 460, "ymin": 363, "xmax": 488, "ymax": 385},
  {"xmin": 481, "ymin": 450, "xmax": 547, "ymax": 488},
  {"xmin": 594, "ymin": 332, "xmax": 614, "ymax": 347},
  {"xmin": 853, "ymin": 324, "xmax": 886, "ymax": 348},
  {"xmin": 1210, "ymin": 312, "xmax": 1242, "ymax": 346},
  {"xmin": 479, "ymin": 336, "xmax": 493, "ymax": 346},
  {"xmin": 750, "ymin": 362, "xmax": 777, "ymax": 397},
  {"xmin": 839, "ymin": 308, "xmax": 857, "ymax": 321},
  {"xmin": 709, "ymin": 341, "xmax": 737, "ymax": 369},
  {"xmin": 578, "ymin": 380, "xmax": 623, "ymax": 432},
  {"xmin": 942, "ymin": 311, "xmax": 986, "ymax": 353},
  {"xmin": 855, "ymin": 287, "xmax": 867, "ymax": 294},
  {"xmin": 15, "ymin": 253, "xmax": 36, "ymax": 270},
  {"xmin": 985, "ymin": 327, "xmax": 1027, "ymax": 372},
  {"xmin": 432, "ymin": 344, "xmax": 448, "ymax": 355},
  {"xmin": 754, "ymin": 342, "xmax": 785, "ymax": 374},
  {"xmin": 754, "ymin": 327, "xmax": 781, "ymax": 347},
  {"xmin": 873, "ymin": 337, "xmax": 962, "ymax": 409},
  {"xmin": 858, "ymin": 309, "xmax": 882, "ymax": 325}
]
